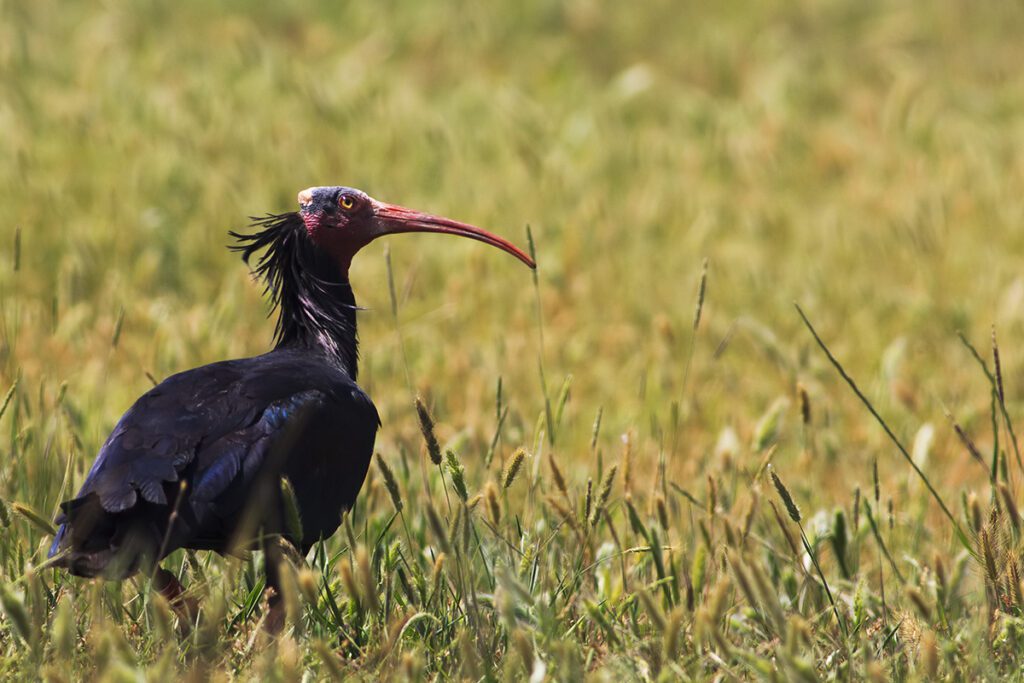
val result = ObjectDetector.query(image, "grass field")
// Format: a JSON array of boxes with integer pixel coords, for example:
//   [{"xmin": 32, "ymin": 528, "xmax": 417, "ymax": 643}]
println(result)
[{"xmin": 3, "ymin": 0, "xmax": 1024, "ymax": 679}]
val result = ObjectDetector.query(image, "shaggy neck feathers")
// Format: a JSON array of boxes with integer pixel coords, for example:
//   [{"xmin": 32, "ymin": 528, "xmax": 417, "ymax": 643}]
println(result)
[{"xmin": 230, "ymin": 213, "xmax": 360, "ymax": 378}]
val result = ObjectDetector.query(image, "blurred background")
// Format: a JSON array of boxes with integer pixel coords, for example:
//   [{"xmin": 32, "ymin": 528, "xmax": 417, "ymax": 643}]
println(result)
[{"xmin": 2, "ymin": 0, "xmax": 1024, "ymax": 522}]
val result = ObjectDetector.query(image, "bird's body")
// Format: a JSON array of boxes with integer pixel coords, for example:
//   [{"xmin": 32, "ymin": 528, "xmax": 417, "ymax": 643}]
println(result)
[
  {"xmin": 48, "ymin": 186, "xmax": 533, "ymax": 617},
  {"xmin": 50, "ymin": 349, "xmax": 377, "ymax": 578}
]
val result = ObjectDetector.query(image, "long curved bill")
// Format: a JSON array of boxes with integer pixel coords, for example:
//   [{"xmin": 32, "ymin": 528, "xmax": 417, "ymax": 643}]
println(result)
[{"xmin": 373, "ymin": 202, "xmax": 536, "ymax": 269}]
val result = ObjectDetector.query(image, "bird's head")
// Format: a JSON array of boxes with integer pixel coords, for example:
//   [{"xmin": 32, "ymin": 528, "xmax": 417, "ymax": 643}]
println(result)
[{"xmin": 296, "ymin": 186, "xmax": 535, "ymax": 271}]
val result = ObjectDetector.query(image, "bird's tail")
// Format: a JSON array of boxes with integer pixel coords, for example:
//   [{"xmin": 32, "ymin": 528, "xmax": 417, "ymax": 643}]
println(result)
[{"xmin": 48, "ymin": 495, "xmax": 157, "ymax": 579}]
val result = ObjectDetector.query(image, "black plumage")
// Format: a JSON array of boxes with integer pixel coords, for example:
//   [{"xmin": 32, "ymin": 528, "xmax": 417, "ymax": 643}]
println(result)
[
  {"xmin": 48, "ymin": 186, "xmax": 534, "ymax": 619},
  {"xmin": 50, "ymin": 211, "xmax": 377, "ymax": 579}
]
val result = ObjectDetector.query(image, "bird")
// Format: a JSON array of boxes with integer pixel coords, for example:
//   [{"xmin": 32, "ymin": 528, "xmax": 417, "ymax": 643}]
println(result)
[{"xmin": 48, "ymin": 186, "xmax": 535, "ymax": 625}]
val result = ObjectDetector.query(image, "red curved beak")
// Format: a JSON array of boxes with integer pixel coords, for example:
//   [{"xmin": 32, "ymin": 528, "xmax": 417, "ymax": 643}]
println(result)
[{"xmin": 372, "ymin": 202, "xmax": 536, "ymax": 269}]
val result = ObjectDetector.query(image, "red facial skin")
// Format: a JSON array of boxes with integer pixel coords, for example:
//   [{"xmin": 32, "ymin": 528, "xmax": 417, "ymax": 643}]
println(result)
[{"xmin": 299, "ymin": 189, "xmax": 535, "ymax": 273}]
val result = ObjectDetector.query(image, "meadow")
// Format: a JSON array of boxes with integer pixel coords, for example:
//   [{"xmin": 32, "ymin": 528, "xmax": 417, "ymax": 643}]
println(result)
[{"xmin": 2, "ymin": 0, "xmax": 1024, "ymax": 679}]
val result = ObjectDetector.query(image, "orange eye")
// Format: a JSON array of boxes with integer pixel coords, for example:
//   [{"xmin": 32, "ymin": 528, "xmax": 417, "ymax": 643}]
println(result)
[{"xmin": 339, "ymin": 195, "xmax": 355, "ymax": 210}]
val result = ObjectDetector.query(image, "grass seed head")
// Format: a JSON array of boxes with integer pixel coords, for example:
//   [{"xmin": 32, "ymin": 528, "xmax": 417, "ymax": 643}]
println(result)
[
  {"xmin": 402, "ymin": 651, "xmax": 423, "ymax": 680},
  {"xmin": 279, "ymin": 477, "xmax": 303, "ymax": 544},
  {"xmin": 278, "ymin": 636, "xmax": 301, "ymax": 682},
  {"xmin": 51, "ymin": 595, "xmax": 75, "ymax": 661},
  {"xmin": 999, "ymin": 482, "xmax": 1020, "ymax": 534},
  {"xmin": 0, "ymin": 583, "xmax": 33, "ymax": 647},
  {"xmin": 706, "ymin": 475, "xmax": 717, "ymax": 517},
  {"xmin": 519, "ymin": 542, "xmax": 536, "ymax": 578},
  {"xmin": 503, "ymin": 448, "xmax": 527, "ymax": 490},
  {"xmin": 797, "ymin": 382, "xmax": 811, "ymax": 425},
  {"xmin": 741, "ymin": 491, "xmax": 758, "ymax": 540},
  {"xmin": 396, "ymin": 566, "xmax": 417, "ymax": 606},
  {"xmin": 447, "ymin": 503, "xmax": 463, "ymax": 553},
  {"xmin": 981, "ymin": 528, "xmax": 999, "ymax": 591},
  {"xmin": 968, "ymin": 491, "xmax": 983, "ymax": 533},
  {"xmin": 461, "ymin": 503, "xmax": 472, "ymax": 553},
  {"xmin": 707, "ymin": 576, "xmax": 731, "ymax": 627},
  {"xmin": 340, "ymin": 560, "xmax": 360, "ymax": 611},
  {"xmin": 664, "ymin": 606, "xmax": 684, "ymax": 659},
  {"xmin": 415, "ymin": 397, "xmax": 442, "ymax": 465},
  {"xmin": 314, "ymin": 640, "xmax": 345, "ymax": 680},
  {"xmin": 584, "ymin": 477, "xmax": 593, "ymax": 525},
  {"xmin": 485, "ymin": 481, "xmax": 501, "ymax": 526},
  {"xmin": 343, "ymin": 512, "xmax": 358, "ymax": 552},
  {"xmin": 852, "ymin": 486, "xmax": 861, "ymax": 534},
  {"xmin": 298, "ymin": 567, "xmax": 318, "ymax": 605},
  {"xmin": 356, "ymin": 545, "xmax": 379, "ymax": 613},
  {"xmin": 590, "ymin": 407, "xmax": 604, "ymax": 452},
  {"xmin": 621, "ymin": 432, "xmax": 633, "ymax": 494},
  {"xmin": 546, "ymin": 494, "xmax": 579, "ymax": 535},
  {"xmin": 831, "ymin": 509, "xmax": 849, "ymax": 573},
  {"xmin": 277, "ymin": 562, "xmax": 302, "ymax": 632},
  {"xmin": 625, "ymin": 495, "xmax": 646, "ymax": 537},
  {"xmin": 770, "ymin": 469, "xmax": 801, "ymax": 523},
  {"xmin": 693, "ymin": 257, "xmax": 708, "ymax": 331},
  {"xmin": 513, "ymin": 628, "xmax": 534, "ymax": 674},
  {"xmin": 723, "ymin": 519, "xmax": 738, "ymax": 548},
  {"xmin": 748, "ymin": 556, "xmax": 785, "ymax": 630},
  {"xmin": 11, "ymin": 501, "xmax": 57, "ymax": 537},
  {"xmin": 148, "ymin": 592, "xmax": 175, "ymax": 646},
  {"xmin": 691, "ymin": 544, "xmax": 708, "ymax": 597},
  {"xmin": 375, "ymin": 453, "xmax": 403, "ymax": 512},
  {"xmin": 1011, "ymin": 563, "xmax": 1024, "ymax": 608},
  {"xmin": 727, "ymin": 551, "xmax": 759, "ymax": 617},
  {"xmin": 590, "ymin": 465, "xmax": 618, "ymax": 526},
  {"xmin": 548, "ymin": 453, "xmax": 568, "ymax": 497},
  {"xmin": 753, "ymin": 398, "xmax": 787, "ymax": 452},
  {"xmin": 656, "ymin": 494, "xmax": 670, "ymax": 532},
  {"xmin": 637, "ymin": 588, "xmax": 666, "ymax": 631},
  {"xmin": 934, "ymin": 553, "xmax": 948, "ymax": 596},
  {"xmin": 431, "ymin": 553, "xmax": 446, "ymax": 600},
  {"xmin": 905, "ymin": 585, "xmax": 932, "ymax": 622},
  {"xmin": 445, "ymin": 450, "xmax": 468, "ymax": 502},
  {"xmin": 992, "ymin": 326, "xmax": 1005, "ymax": 406},
  {"xmin": 0, "ymin": 380, "xmax": 17, "ymax": 424},
  {"xmin": 872, "ymin": 458, "xmax": 880, "ymax": 505},
  {"xmin": 922, "ymin": 629, "xmax": 939, "ymax": 679},
  {"xmin": 425, "ymin": 503, "xmax": 452, "ymax": 554}
]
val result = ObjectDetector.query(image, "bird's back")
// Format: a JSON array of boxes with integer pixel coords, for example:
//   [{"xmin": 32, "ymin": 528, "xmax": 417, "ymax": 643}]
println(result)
[{"xmin": 49, "ymin": 349, "xmax": 378, "ymax": 578}]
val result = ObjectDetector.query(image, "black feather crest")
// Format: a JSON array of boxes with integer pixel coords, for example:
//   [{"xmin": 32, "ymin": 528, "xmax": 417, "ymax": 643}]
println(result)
[{"xmin": 229, "ymin": 213, "xmax": 360, "ymax": 378}]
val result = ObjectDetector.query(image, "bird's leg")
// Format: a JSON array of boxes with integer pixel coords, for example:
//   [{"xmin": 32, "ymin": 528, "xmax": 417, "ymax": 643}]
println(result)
[
  {"xmin": 262, "ymin": 536, "xmax": 286, "ymax": 635},
  {"xmin": 153, "ymin": 566, "xmax": 198, "ymax": 627}
]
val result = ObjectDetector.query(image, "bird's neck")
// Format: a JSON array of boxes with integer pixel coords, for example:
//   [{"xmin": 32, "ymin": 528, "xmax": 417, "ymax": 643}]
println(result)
[{"xmin": 274, "ymin": 250, "xmax": 360, "ymax": 379}]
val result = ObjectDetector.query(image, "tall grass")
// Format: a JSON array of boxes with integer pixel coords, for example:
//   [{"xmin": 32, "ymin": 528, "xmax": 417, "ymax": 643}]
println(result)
[{"xmin": 2, "ymin": 0, "xmax": 1024, "ymax": 679}]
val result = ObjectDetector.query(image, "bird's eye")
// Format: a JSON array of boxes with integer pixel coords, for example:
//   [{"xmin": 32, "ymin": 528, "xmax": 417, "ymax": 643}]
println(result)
[{"xmin": 339, "ymin": 195, "xmax": 355, "ymax": 210}]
